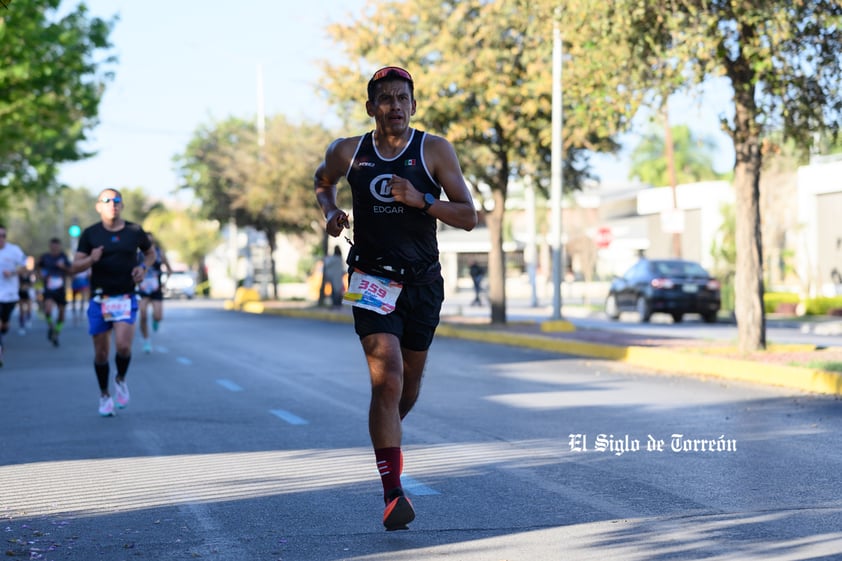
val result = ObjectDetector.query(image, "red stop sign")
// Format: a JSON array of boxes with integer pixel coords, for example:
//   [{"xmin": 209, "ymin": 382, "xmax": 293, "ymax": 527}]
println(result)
[{"xmin": 595, "ymin": 227, "xmax": 612, "ymax": 248}]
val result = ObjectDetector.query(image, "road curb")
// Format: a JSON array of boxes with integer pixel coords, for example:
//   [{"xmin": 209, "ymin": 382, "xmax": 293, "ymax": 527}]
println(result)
[{"xmin": 232, "ymin": 302, "xmax": 842, "ymax": 397}]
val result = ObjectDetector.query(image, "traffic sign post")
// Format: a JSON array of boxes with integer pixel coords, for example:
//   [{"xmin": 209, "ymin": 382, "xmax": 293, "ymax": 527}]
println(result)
[{"xmin": 595, "ymin": 226, "xmax": 613, "ymax": 249}]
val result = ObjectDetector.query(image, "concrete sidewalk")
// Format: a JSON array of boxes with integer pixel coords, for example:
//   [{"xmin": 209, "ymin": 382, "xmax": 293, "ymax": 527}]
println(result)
[{"xmin": 235, "ymin": 294, "xmax": 842, "ymax": 398}]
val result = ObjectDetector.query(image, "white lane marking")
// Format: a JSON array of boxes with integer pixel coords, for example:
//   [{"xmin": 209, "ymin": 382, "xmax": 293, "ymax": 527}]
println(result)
[
  {"xmin": 216, "ymin": 379, "xmax": 243, "ymax": 392},
  {"xmin": 269, "ymin": 409, "xmax": 309, "ymax": 425},
  {"xmin": 176, "ymin": 357, "xmax": 192, "ymax": 365},
  {"xmin": 401, "ymin": 474, "xmax": 440, "ymax": 496}
]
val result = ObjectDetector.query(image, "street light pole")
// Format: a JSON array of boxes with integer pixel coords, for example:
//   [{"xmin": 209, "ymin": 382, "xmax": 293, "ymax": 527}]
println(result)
[{"xmin": 550, "ymin": 16, "xmax": 564, "ymax": 319}]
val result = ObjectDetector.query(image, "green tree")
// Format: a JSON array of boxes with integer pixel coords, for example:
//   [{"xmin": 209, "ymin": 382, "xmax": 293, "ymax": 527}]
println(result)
[
  {"xmin": 116, "ymin": 186, "xmax": 164, "ymax": 225},
  {"xmin": 711, "ymin": 202, "xmax": 736, "ymax": 311},
  {"xmin": 175, "ymin": 115, "xmax": 335, "ymax": 299},
  {"xmin": 321, "ymin": 0, "xmax": 624, "ymax": 323},
  {"xmin": 0, "ymin": 0, "xmax": 116, "ymax": 206},
  {"xmin": 5, "ymin": 186, "xmax": 97, "ymax": 256},
  {"xmin": 142, "ymin": 206, "xmax": 220, "ymax": 274},
  {"xmin": 567, "ymin": 0, "xmax": 842, "ymax": 353},
  {"xmin": 629, "ymin": 124, "xmax": 726, "ymax": 186}
]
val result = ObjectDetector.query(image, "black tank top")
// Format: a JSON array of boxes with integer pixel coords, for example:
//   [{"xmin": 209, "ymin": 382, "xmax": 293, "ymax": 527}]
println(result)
[{"xmin": 345, "ymin": 129, "xmax": 441, "ymax": 283}]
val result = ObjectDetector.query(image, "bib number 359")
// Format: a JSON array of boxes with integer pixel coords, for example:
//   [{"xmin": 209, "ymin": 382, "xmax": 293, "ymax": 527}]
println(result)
[{"xmin": 344, "ymin": 271, "xmax": 403, "ymax": 315}]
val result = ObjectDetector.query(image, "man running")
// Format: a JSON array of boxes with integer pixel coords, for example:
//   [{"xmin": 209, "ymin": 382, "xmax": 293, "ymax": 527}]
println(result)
[
  {"xmin": 70, "ymin": 189, "xmax": 156, "ymax": 416},
  {"xmin": 70, "ymin": 269, "xmax": 91, "ymax": 324},
  {"xmin": 314, "ymin": 66, "xmax": 477, "ymax": 530},
  {"xmin": 137, "ymin": 232, "xmax": 171, "ymax": 353},
  {"xmin": 17, "ymin": 260, "xmax": 35, "ymax": 334},
  {"xmin": 0, "ymin": 225, "xmax": 28, "ymax": 366},
  {"xmin": 37, "ymin": 238, "xmax": 72, "ymax": 346}
]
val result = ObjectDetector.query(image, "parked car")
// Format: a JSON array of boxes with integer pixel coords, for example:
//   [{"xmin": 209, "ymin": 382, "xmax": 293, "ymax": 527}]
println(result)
[
  {"xmin": 162, "ymin": 270, "xmax": 196, "ymax": 299},
  {"xmin": 604, "ymin": 259, "xmax": 721, "ymax": 323}
]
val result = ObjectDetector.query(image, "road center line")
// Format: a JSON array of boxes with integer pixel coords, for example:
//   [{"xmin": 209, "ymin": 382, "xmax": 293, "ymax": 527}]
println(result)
[
  {"xmin": 401, "ymin": 474, "xmax": 440, "ymax": 496},
  {"xmin": 269, "ymin": 409, "xmax": 309, "ymax": 425},
  {"xmin": 216, "ymin": 379, "xmax": 243, "ymax": 392}
]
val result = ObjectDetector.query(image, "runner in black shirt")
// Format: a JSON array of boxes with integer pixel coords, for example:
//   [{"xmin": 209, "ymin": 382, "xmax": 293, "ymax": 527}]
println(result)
[
  {"xmin": 37, "ymin": 238, "xmax": 72, "ymax": 346},
  {"xmin": 314, "ymin": 66, "xmax": 477, "ymax": 530},
  {"xmin": 71, "ymin": 188, "xmax": 156, "ymax": 417}
]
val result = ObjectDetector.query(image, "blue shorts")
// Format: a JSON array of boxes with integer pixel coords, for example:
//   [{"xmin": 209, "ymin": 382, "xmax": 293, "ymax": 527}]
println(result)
[{"xmin": 87, "ymin": 294, "xmax": 139, "ymax": 336}]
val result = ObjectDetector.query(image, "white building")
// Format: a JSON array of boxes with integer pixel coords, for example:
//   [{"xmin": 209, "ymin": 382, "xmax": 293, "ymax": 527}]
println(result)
[{"xmin": 796, "ymin": 155, "xmax": 842, "ymax": 297}]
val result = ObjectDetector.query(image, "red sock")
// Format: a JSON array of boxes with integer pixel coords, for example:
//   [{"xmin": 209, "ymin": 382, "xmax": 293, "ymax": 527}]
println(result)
[{"xmin": 375, "ymin": 447, "xmax": 402, "ymax": 499}]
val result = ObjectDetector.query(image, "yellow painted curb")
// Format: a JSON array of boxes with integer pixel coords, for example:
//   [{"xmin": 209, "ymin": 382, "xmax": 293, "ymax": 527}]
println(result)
[
  {"xmin": 241, "ymin": 301, "xmax": 265, "ymax": 314},
  {"xmin": 540, "ymin": 320, "xmax": 577, "ymax": 333},
  {"xmin": 258, "ymin": 306, "xmax": 354, "ymax": 324}
]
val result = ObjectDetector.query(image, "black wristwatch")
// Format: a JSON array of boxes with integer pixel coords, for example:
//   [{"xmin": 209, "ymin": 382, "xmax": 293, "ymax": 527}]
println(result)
[{"xmin": 422, "ymin": 192, "xmax": 436, "ymax": 213}]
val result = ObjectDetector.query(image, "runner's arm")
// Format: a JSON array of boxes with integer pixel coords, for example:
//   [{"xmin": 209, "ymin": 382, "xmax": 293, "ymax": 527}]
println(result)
[
  {"xmin": 314, "ymin": 137, "xmax": 356, "ymax": 237},
  {"xmin": 423, "ymin": 135, "xmax": 477, "ymax": 231}
]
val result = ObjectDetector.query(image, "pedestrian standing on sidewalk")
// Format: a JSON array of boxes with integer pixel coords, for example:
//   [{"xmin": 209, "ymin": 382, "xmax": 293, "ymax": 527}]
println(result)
[
  {"xmin": 0, "ymin": 225, "xmax": 28, "ymax": 366},
  {"xmin": 70, "ymin": 188, "xmax": 156, "ymax": 417},
  {"xmin": 314, "ymin": 66, "xmax": 477, "ymax": 530},
  {"xmin": 322, "ymin": 245, "xmax": 346, "ymax": 307},
  {"xmin": 469, "ymin": 260, "xmax": 484, "ymax": 306}
]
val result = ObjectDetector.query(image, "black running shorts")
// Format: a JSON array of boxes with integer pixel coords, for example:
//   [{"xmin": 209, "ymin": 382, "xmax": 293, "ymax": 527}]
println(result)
[
  {"xmin": 43, "ymin": 290, "xmax": 67, "ymax": 306},
  {"xmin": 352, "ymin": 274, "xmax": 444, "ymax": 352}
]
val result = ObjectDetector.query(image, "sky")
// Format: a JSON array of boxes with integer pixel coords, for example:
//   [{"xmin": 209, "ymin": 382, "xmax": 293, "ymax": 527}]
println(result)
[
  {"xmin": 57, "ymin": 0, "xmax": 736, "ymax": 201},
  {"xmin": 58, "ymin": 0, "xmax": 367, "ymax": 200}
]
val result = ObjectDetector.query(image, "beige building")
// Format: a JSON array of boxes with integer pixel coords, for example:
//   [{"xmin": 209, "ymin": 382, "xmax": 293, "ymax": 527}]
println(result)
[{"xmin": 796, "ymin": 155, "xmax": 842, "ymax": 297}]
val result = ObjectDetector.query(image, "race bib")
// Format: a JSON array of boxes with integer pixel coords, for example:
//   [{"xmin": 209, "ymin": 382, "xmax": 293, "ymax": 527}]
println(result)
[
  {"xmin": 139, "ymin": 275, "xmax": 160, "ymax": 293},
  {"xmin": 46, "ymin": 275, "xmax": 64, "ymax": 291},
  {"xmin": 344, "ymin": 270, "xmax": 402, "ymax": 315},
  {"xmin": 101, "ymin": 295, "xmax": 132, "ymax": 322}
]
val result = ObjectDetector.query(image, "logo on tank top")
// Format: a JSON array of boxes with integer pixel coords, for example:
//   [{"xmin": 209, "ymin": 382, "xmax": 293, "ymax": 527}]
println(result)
[
  {"xmin": 369, "ymin": 174, "xmax": 406, "ymax": 214},
  {"xmin": 370, "ymin": 174, "xmax": 396, "ymax": 203}
]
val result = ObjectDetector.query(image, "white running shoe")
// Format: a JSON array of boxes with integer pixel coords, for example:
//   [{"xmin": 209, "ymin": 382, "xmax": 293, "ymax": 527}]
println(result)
[
  {"xmin": 143, "ymin": 340, "xmax": 152, "ymax": 354},
  {"xmin": 98, "ymin": 396, "xmax": 116, "ymax": 417},
  {"xmin": 114, "ymin": 380, "xmax": 130, "ymax": 408}
]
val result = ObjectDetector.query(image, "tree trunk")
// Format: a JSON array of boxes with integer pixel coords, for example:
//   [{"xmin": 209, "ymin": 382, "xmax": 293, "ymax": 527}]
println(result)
[
  {"xmin": 727, "ymin": 40, "xmax": 766, "ymax": 354},
  {"xmin": 487, "ymin": 189, "xmax": 507, "ymax": 324},
  {"xmin": 733, "ymin": 138, "xmax": 766, "ymax": 353}
]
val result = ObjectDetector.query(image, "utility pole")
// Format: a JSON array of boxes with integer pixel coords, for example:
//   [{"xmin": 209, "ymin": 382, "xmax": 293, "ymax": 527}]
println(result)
[
  {"xmin": 550, "ymin": 14, "xmax": 564, "ymax": 319},
  {"xmin": 256, "ymin": 62, "xmax": 266, "ymax": 150},
  {"xmin": 255, "ymin": 62, "xmax": 268, "ymax": 297},
  {"xmin": 663, "ymin": 104, "xmax": 682, "ymax": 258}
]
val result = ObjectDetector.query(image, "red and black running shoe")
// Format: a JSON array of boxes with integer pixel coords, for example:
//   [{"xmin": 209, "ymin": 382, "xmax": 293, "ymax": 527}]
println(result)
[{"xmin": 383, "ymin": 488, "xmax": 415, "ymax": 531}]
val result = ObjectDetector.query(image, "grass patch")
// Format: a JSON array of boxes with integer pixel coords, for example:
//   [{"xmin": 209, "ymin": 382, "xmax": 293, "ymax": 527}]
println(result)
[{"xmin": 792, "ymin": 361, "xmax": 842, "ymax": 373}]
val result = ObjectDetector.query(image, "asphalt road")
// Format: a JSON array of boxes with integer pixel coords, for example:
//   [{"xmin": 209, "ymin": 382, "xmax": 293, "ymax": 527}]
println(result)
[{"xmin": 2, "ymin": 300, "xmax": 842, "ymax": 560}]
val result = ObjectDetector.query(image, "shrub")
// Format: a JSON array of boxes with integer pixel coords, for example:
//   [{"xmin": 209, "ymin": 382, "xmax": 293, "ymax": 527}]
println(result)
[
  {"xmin": 805, "ymin": 296, "xmax": 842, "ymax": 316},
  {"xmin": 763, "ymin": 292, "xmax": 799, "ymax": 314}
]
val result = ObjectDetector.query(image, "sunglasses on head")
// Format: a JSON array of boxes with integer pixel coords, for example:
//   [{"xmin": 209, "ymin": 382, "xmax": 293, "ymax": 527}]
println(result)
[
  {"xmin": 100, "ymin": 196, "xmax": 122, "ymax": 204},
  {"xmin": 370, "ymin": 66, "xmax": 413, "ymax": 83}
]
